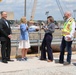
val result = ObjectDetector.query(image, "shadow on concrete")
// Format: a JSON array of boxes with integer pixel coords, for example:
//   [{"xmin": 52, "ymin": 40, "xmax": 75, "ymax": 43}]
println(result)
[
  {"xmin": 0, "ymin": 60, "xmax": 2, "ymax": 62},
  {"xmin": 73, "ymin": 63, "xmax": 76, "ymax": 66},
  {"xmin": 54, "ymin": 59, "xmax": 59, "ymax": 63},
  {"xmin": 16, "ymin": 58, "xmax": 21, "ymax": 61}
]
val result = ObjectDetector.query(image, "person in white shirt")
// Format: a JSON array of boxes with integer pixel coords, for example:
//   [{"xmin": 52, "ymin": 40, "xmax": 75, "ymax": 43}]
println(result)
[
  {"xmin": 59, "ymin": 11, "xmax": 75, "ymax": 65},
  {"xmin": 28, "ymin": 21, "xmax": 39, "ymax": 31}
]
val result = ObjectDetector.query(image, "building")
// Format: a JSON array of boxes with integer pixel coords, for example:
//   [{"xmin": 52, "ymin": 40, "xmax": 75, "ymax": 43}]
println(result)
[{"xmin": 0, "ymin": 11, "xmax": 14, "ymax": 20}]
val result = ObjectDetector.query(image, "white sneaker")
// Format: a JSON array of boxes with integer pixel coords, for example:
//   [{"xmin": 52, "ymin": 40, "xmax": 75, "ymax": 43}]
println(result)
[{"xmin": 21, "ymin": 58, "xmax": 25, "ymax": 61}]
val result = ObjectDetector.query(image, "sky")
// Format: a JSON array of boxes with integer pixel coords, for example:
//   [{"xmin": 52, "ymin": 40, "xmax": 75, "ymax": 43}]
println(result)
[{"xmin": 0, "ymin": 0, "xmax": 76, "ymax": 21}]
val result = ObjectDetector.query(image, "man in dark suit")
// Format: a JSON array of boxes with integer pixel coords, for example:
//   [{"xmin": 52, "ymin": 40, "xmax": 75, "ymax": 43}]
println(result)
[{"xmin": 0, "ymin": 11, "xmax": 12, "ymax": 63}]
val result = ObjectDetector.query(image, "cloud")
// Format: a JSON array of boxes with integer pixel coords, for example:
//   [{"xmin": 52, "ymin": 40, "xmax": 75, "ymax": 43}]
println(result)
[
  {"xmin": 0, "ymin": 0, "xmax": 25, "ymax": 19},
  {"xmin": 62, "ymin": 0, "xmax": 76, "ymax": 2},
  {"xmin": 0, "ymin": 0, "xmax": 76, "ymax": 20},
  {"xmin": 4, "ymin": 0, "xmax": 14, "ymax": 4}
]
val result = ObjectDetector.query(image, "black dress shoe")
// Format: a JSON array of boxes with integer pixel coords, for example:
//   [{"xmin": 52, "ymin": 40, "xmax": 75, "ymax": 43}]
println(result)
[
  {"xmin": 63, "ymin": 62, "xmax": 70, "ymax": 65},
  {"xmin": 59, "ymin": 61, "xmax": 64, "ymax": 64},
  {"xmin": 7, "ymin": 59, "xmax": 14, "ymax": 61},
  {"xmin": 40, "ymin": 58, "xmax": 47, "ymax": 61},
  {"xmin": 2, "ymin": 60, "xmax": 8, "ymax": 63}
]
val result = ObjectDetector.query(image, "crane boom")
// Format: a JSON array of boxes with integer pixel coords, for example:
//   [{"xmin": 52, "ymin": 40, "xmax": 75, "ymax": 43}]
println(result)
[{"xmin": 30, "ymin": 0, "xmax": 37, "ymax": 21}]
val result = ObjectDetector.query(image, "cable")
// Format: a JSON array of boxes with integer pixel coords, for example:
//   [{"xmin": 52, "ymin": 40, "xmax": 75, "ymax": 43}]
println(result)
[
  {"xmin": 60, "ymin": 0, "xmax": 68, "ymax": 11},
  {"xmin": 56, "ymin": 0, "xmax": 64, "ymax": 18}
]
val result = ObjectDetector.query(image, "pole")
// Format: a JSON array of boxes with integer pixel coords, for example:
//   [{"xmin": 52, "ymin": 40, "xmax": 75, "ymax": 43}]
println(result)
[
  {"xmin": 45, "ymin": 11, "xmax": 49, "ymax": 17},
  {"xmin": 24, "ymin": 0, "xmax": 26, "ymax": 16},
  {"xmin": 73, "ymin": 10, "xmax": 76, "ymax": 21}
]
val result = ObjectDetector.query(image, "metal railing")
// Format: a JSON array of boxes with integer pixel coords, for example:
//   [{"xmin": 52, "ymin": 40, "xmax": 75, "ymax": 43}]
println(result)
[
  {"xmin": 11, "ymin": 30, "xmax": 76, "ymax": 56},
  {"xmin": 1, "ymin": 27, "xmax": 76, "ymax": 56}
]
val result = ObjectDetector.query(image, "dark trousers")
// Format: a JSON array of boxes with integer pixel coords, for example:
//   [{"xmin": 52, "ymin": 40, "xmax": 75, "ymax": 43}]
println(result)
[
  {"xmin": 41, "ymin": 33, "xmax": 53, "ymax": 61},
  {"xmin": 1, "ymin": 39, "xmax": 11, "ymax": 61},
  {"xmin": 59, "ymin": 36, "xmax": 72, "ymax": 63}
]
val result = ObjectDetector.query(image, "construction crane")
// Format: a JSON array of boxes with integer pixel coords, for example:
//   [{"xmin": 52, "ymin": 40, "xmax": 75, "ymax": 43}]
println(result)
[{"xmin": 30, "ymin": 0, "xmax": 37, "ymax": 21}]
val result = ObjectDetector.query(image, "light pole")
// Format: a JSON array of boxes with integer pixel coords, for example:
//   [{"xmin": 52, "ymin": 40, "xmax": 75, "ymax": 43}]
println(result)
[
  {"xmin": 73, "ymin": 10, "xmax": 76, "ymax": 21},
  {"xmin": 24, "ymin": 0, "xmax": 26, "ymax": 16},
  {"xmin": 45, "ymin": 11, "xmax": 49, "ymax": 17}
]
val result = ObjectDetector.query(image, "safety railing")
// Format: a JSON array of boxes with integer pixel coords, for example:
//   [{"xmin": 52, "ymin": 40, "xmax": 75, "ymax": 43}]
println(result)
[
  {"xmin": 11, "ymin": 30, "xmax": 76, "ymax": 56},
  {"xmin": 0, "ymin": 28, "xmax": 76, "ymax": 56}
]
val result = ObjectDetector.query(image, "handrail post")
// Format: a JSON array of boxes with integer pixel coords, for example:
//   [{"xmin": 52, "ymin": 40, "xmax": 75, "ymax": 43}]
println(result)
[
  {"xmin": 38, "ymin": 31, "xmax": 41, "ymax": 54},
  {"xmin": 16, "ymin": 36, "xmax": 19, "ymax": 57}
]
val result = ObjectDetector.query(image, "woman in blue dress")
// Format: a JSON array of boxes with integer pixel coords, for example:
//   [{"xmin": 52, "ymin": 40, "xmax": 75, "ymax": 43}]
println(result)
[{"xmin": 19, "ymin": 17, "xmax": 39, "ymax": 61}]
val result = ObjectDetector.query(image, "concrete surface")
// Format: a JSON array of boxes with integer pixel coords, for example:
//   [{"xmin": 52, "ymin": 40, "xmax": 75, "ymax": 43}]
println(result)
[{"xmin": 0, "ymin": 53, "xmax": 76, "ymax": 75}]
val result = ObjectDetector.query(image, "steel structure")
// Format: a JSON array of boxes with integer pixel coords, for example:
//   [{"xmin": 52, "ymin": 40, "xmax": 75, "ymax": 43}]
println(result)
[{"xmin": 30, "ymin": 0, "xmax": 37, "ymax": 20}]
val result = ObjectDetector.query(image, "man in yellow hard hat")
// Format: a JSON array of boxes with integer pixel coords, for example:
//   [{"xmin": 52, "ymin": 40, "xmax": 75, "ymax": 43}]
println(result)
[{"xmin": 59, "ymin": 11, "xmax": 75, "ymax": 65}]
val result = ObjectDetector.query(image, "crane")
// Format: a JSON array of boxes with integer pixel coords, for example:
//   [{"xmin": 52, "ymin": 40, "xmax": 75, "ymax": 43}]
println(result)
[{"xmin": 30, "ymin": 0, "xmax": 37, "ymax": 21}]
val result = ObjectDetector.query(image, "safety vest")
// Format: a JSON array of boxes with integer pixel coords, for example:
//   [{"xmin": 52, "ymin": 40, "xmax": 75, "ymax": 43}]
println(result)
[{"xmin": 62, "ymin": 18, "xmax": 74, "ymax": 36}]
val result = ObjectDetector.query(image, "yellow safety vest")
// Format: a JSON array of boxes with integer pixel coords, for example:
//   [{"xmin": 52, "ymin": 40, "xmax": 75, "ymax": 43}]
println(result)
[{"xmin": 62, "ymin": 18, "xmax": 74, "ymax": 36}]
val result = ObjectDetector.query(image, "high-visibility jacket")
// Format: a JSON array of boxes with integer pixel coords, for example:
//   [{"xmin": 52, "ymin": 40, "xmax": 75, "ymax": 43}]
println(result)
[{"xmin": 62, "ymin": 18, "xmax": 74, "ymax": 36}]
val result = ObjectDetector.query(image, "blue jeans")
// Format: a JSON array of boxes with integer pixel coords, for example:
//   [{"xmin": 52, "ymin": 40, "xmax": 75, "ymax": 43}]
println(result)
[{"xmin": 59, "ymin": 36, "xmax": 72, "ymax": 63}]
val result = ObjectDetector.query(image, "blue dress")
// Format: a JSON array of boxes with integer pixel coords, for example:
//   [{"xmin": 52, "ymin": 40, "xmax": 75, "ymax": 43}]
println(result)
[{"xmin": 19, "ymin": 23, "xmax": 36, "ymax": 48}]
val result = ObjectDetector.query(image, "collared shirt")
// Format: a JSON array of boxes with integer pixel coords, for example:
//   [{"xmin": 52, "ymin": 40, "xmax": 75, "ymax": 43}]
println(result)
[
  {"xmin": 5, "ymin": 20, "xmax": 9, "ymax": 27},
  {"xmin": 45, "ymin": 23, "xmax": 55, "ymax": 34},
  {"xmin": 3, "ymin": 19, "xmax": 9, "ymax": 27}
]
